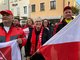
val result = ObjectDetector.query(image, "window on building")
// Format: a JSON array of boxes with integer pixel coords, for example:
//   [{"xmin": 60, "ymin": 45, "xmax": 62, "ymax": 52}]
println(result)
[
  {"xmin": 50, "ymin": 0, "xmax": 56, "ymax": 9},
  {"xmin": 31, "ymin": 4, "xmax": 35, "ymax": 12},
  {"xmin": 24, "ymin": 6, "xmax": 27, "ymax": 14},
  {"xmin": 40, "ymin": 3, "xmax": 45, "ymax": 11},
  {"xmin": 17, "ymin": 7, "xmax": 20, "ymax": 16}
]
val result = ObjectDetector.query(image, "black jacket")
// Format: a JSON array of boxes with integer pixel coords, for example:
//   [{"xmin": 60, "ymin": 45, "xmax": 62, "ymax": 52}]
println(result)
[
  {"xmin": 55, "ymin": 17, "xmax": 74, "ymax": 33},
  {"xmin": 26, "ymin": 27, "xmax": 51, "ymax": 57},
  {"xmin": 30, "ymin": 52, "xmax": 45, "ymax": 60}
]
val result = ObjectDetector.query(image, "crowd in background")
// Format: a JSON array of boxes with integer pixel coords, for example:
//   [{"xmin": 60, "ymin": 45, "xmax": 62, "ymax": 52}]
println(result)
[{"xmin": 0, "ymin": 5, "xmax": 74, "ymax": 60}]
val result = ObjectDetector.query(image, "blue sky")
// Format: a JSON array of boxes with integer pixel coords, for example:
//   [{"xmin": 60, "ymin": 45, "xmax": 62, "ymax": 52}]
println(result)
[{"xmin": 77, "ymin": 0, "xmax": 80, "ymax": 4}]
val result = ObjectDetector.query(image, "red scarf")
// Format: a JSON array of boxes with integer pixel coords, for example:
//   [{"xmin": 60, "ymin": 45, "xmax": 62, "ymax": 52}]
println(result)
[{"xmin": 30, "ymin": 27, "xmax": 43, "ymax": 55}]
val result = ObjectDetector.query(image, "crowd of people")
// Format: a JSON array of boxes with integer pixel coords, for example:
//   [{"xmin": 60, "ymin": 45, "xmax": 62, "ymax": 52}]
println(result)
[{"xmin": 0, "ymin": 5, "xmax": 74, "ymax": 60}]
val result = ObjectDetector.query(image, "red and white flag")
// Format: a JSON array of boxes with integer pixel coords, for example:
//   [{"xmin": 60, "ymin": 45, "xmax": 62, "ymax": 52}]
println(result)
[
  {"xmin": 0, "ymin": 40, "xmax": 21, "ymax": 60},
  {"xmin": 39, "ymin": 14, "xmax": 80, "ymax": 60}
]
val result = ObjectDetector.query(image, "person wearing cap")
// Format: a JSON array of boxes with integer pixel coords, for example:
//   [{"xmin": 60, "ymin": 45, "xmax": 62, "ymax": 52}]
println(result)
[
  {"xmin": 25, "ymin": 18, "xmax": 51, "ymax": 60},
  {"xmin": 0, "ymin": 10, "xmax": 26, "ymax": 48},
  {"xmin": 53, "ymin": 6, "xmax": 74, "ymax": 34}
]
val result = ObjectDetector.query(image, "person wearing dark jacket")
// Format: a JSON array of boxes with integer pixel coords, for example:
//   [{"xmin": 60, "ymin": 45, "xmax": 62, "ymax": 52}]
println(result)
[
  {"xmin": 42, "ymin": 19, "xmax": 53, "ymax": 37},
  {"xmin": 53, "ymin": 6, "xmax": 74, "ymax": 34},
  {"xmin": 23, "ymin": 18, "xmax": 34, "ymax": 57},
  {"xmin": 26, "ymin": 18, "xmax": 51, "ymax": 60}
]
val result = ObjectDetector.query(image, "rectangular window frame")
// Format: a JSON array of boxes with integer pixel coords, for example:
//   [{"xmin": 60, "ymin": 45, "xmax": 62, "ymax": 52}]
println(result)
[
  {"xmin": 40, "ymin": 3, "xmax": 45, "ymax": 11},
  {"xmin": 31, "ymin": 4, "xmax": 36, "ymax": 12},
  {"xmin": 24, "ymin": 6, "xmax": 27, "ymax": 14},
  {"xmin": 50, "ymin": 0, "xmax": 56, "ymax": 10}
]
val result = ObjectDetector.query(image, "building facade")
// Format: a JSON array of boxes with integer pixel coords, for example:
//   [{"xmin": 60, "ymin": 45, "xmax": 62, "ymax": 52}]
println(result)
[
  {"xmin": 0, "ymin": 0, "xmax": 76, "ymax": 21},
  {"xmin": 0, "ymin": 0, "xmax": 9, "ymax": 18},
  {"xmin": 9, "ymin": 0, "xmax": 29, "ymax": 20},
  {"xmin": 29, "ymin": 0, "xmax": 76, "ymax": 21},
  {"xmin": 0, "ymin": 0, "xmax": 9, "ymax": 10}
]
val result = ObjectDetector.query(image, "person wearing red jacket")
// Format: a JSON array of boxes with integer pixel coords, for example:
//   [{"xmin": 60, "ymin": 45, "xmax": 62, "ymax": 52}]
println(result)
[{"xmin": 0, "ymin": 10, "xmax": 26, "ymax": 46}]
